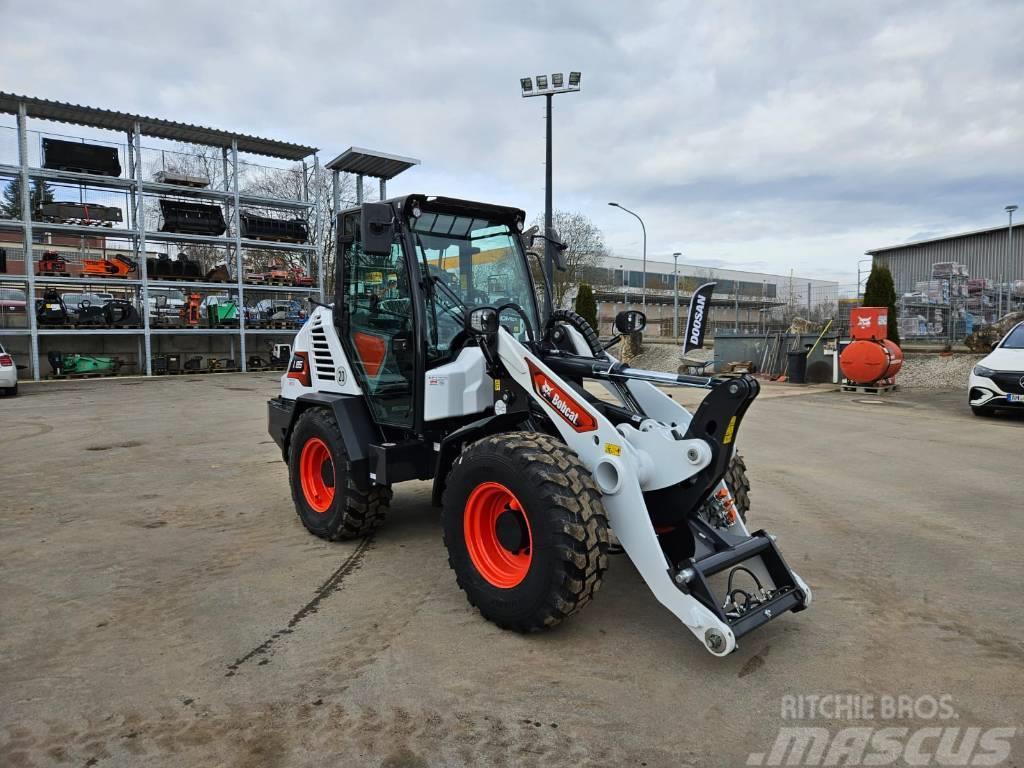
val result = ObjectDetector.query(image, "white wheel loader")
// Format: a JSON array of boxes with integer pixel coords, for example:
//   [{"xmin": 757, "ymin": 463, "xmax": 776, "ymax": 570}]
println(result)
[{"xmin": 268, "ymin": 195, "xmax": 810, "ymax": 656}]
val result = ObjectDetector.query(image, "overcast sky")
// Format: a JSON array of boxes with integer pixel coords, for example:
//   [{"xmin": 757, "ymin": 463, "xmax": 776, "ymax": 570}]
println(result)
[{"xmin": 2, "ymin": 0, "xmax": 1022, "ymax": 286}]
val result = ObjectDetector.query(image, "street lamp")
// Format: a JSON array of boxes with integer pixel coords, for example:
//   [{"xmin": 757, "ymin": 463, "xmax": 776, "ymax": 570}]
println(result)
[
  {"xmin": 857, "ymin": 258, "xmax": 873, "ymax": 299},
  {"xmin": 672, "ymin": 252, "xmax": 682, "ymax": 338},
  {"xmin": 519, "ymin": 71, "xmax": 582, "ymax": 322},
  {"xmin": 1006, "ymin": 204, "xmax": 1018, "ymax": 316},
  {"xmin": 608, "ymin": 202, "xmax": 647, "ymax": 306}
]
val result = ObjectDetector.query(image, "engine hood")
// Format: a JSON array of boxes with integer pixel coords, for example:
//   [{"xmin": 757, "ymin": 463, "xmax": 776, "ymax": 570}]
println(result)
[{"xmin": 980, "ymin": 347, "xmax": 1024, "ymax": 371}]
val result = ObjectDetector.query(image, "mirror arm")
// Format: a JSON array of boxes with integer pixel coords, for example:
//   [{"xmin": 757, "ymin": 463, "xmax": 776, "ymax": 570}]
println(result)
[{"xmin": 601, "ymin": 335, "xmax": 622, "ymax": 351}]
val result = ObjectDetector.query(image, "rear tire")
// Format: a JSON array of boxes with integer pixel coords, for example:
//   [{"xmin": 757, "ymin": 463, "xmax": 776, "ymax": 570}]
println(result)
[
  {"xmin": 725, "ymin": 453, "xmax": 751, "ymax": 521},
  {"xmin": 288, "ymin": 408, "xmax": 390, "ymax": 540},
  {"xmin": 3, "ymin": 384, "xmax": 16, "ymax": 396},
  {"xmin": 442, "ymin": 432, "xmax": 609, "ymax": 632}
]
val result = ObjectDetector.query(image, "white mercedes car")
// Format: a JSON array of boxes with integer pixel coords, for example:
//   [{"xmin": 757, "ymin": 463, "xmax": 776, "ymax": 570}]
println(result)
[
  {"xmin": 0, "ymin": 342, "xmax": 17, "ymax": 396},
  {"xmin": 968, "ymin": 321, "xmax": 1024, "ymax": 416}
]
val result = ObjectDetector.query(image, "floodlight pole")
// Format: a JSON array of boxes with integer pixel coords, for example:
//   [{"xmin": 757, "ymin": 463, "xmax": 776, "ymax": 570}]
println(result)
[
  {"xmin": 544, "ymin": 93, "xmax": 554, "ymax": 319},
  {"xmin": 520, "ymin": 74, "xmax": 580, "ymax": 323}
]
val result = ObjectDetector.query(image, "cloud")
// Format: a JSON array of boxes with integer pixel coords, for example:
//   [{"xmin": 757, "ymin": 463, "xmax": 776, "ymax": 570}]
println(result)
[{"xmin": 1, "ymin": 0, "xmax": 1021, "ymax": 284}]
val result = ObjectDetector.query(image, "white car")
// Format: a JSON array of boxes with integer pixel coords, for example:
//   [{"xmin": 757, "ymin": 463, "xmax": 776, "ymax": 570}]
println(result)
[
  {"xmin": 0, "ymin": 342, "xmax": 17, "ymax": 396},
  {"xmin": 968, "ymin": 321, "xmax": 1024, "ymax": 416}
]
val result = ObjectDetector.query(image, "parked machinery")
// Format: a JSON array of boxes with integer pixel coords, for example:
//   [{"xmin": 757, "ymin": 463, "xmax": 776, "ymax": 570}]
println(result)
[
  {"xmin": 47, "ymin": 351, "xmax": 122, "ymax": 377},
  {"xmin": 180, "ymin": 293, "xmax": 202, "ymax": 326},
  {"xmin": 240, "ymin": 213, "xmax": 309, "ymax": 243},
  {"xmin": 269, "ymin": 343, "xmax": 291, "ymax": 368},
  {"xmin": 153, "ymin": 170, "xmax": 210, "ymax": 188},
  {"xmin": 41, "ymin": 138, "xmax": 121, "ymax": 177},
  {"xmin": 205, "ymin": 297, "xmax": 239, "ymax": 327},
  {"xmin": 205, "ymin": 264, "xmax": 231, "ymax": 282},
  {"xmin": 147, "ymin": 254, "xmax": 202, "ymax": 279},
  {"xmin": 72, "ymin": 299, "xmax": 107, "ymax": 326},
  {"xmin": 159, "ymin": 200, "xmax": 226, "ymax": 236},
  {"xmin": 103, "ymin": 300, "xmax": 141, "ymax": 327},
  {"xmin": 37, "ymin": 251, "xmax": 70, "ymax": 275},
  {"xmin": 246, "ymin": 258, "xmax": 313, "ymax": 286},
  {"xmin": 268, "ymin": 194, "xmax": 812, "ymax": 657},
  {"xmin": 36, "ymin": 289, "xmax": 69, "ymax": 325},
  {"xmin": 82, "ymin": 254, "xmax": 138, "ymax": 278},
  {"xmin": 37, "ymin": 202, "xmax": 123, "ymax": 227},
  {"xmin": 839, "ymin": 307, "xmax": 904, "ymax": 386}
]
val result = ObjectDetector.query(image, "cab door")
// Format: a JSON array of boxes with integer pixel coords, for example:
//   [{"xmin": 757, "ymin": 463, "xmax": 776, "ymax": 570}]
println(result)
[{"xmin": 337, "ymin": 211, "xmax": 417, "ymax": 429}]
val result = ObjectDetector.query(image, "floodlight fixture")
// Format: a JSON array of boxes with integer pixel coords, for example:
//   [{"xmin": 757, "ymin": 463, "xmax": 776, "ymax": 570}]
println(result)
[
  {"xmin": 552, "ymin": 73, "xmax": 564, "ymax": 88},
  {"xmin": 568, "ymin": 71, "xmax": 581, "ymax": 87},
  {"xmin": 520, "ymin": 77, "xmax": 533, "ymax": 93},
  {"xmin": 536, "ymin": 75, "xmax": 548, "ymax": 90}
]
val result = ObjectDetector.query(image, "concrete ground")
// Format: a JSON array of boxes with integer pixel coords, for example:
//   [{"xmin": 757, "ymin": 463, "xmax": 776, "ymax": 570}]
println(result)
[{"xmin": 1, "ymin": 375, "xmax": 1022, "ymax": 767}]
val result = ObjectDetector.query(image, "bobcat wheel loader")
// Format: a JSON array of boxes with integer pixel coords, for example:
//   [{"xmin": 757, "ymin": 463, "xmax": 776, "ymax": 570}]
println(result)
[{"xmin": 268, "ymin": 196, "xmax": 810, "ymax": 656}]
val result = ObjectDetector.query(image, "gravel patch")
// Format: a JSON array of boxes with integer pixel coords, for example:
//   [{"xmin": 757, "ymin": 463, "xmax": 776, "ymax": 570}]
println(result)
[
  {"xmin": 626, "ymin": 342, "xmax": 710, "ymax": 373},
  {"xmin": 898, "ymin": 353, "xmax": 983, "ymax": 389}
]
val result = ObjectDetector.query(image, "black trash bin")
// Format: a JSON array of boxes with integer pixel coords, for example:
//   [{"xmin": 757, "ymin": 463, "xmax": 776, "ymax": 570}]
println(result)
[{"xmin": 787, "ymin": 349, "xmax": 809, "ymax": 383}]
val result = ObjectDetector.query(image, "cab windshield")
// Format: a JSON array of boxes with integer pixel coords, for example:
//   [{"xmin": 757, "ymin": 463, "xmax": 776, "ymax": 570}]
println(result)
[{"xmin": 410, "ymin": 211, "xmax": 538, "ymax": 360}]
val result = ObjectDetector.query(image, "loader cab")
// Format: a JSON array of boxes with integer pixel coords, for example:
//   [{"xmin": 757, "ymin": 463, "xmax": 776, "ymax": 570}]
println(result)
[{"xmin": 336, "ymin": 195, "xmax": 540, "ymax": 434}]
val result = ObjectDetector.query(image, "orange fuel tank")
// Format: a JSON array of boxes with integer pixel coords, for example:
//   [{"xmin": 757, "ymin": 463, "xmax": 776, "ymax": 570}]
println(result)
[{"xmin": 839, "ymin": 338, "xmax": 904, "ymax": 385}]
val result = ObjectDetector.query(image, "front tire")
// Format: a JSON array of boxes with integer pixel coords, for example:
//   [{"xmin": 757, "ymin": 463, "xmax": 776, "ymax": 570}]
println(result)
[
  {"xmin": 288, "ymin": 408, "xmax": 391, "ymax": 540},
  {"xmin": 971, "ymin": 405, "xmax": 995, "ymax": 417},
  {"xmin": 725, "ymin": 453, "xmax": 751, "ymax": 521},
  {"xmin": 442, "ymin": 433, "xmax": 609, "ymax": 632}
]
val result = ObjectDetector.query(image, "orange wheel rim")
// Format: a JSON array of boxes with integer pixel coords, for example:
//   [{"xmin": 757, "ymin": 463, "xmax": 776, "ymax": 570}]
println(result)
[
  {"xmin": 299, "ymin": 437, "xmax": 335, "ymax": 513},
  {"xmin": 464, "ymin": 482, "xmax": 533, "ymax": 588}
]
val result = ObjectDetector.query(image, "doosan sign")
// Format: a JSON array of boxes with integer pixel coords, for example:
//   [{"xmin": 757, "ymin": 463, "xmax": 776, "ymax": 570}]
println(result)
[{"xmin": 684, "ymin": 282, "xmax": 716, "ymax": 354}]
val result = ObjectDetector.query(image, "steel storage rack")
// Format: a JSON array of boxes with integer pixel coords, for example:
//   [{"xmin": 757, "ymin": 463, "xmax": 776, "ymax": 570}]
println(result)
[{"xmin": 0, "ymin": 92, "xmax": 327, "ymax": 379}]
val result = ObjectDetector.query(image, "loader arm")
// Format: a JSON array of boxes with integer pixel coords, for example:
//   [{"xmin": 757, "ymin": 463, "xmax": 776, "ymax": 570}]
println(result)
[{"xmin": 493, "ymin": 328, "xmax": 810, "ymax": 655}]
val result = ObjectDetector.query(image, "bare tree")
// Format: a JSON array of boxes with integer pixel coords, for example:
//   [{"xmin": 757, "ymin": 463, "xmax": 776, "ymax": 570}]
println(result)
[
  {"xmin": 145, "ymin": 144, "xmax": 360, "ymax": 289},
  {"xmin": 529, "ymin": 209, "xmax": 607, "ymax": 308}
]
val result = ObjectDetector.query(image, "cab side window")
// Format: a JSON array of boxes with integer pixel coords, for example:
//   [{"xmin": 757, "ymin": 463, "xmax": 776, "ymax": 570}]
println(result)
[{"xmin": 339, "ymin": 213, "xmax": 414, "ymax": 428}]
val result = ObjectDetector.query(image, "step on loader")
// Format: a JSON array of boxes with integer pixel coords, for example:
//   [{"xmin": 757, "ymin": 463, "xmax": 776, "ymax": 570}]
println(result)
[{"xmin": 267, "ymin": 196, "xmax": 810, "ymax": 656}]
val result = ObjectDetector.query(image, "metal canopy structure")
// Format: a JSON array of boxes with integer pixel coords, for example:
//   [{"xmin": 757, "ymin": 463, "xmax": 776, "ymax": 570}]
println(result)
[
  {"xmin": 326, "ymin": 147, "xmax": 421, "ymax": 214},
  {"xmin": 0, "ymin": 92, "xmax": 325, "ymax": 382},
  {"xmin": 0, "ymin": 92, "xmax": 317, "ymax": 160},
  {"xmin": 325, "ymin": 147, "xmax": 420, "ymax": 180}
]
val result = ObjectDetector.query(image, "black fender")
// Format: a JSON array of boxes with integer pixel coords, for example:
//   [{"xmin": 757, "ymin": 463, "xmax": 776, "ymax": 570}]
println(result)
[
  {"xmin": 267, "ymin": 393, "xmax": 382, "ymax": 491},
  {"xmin": 430, "ymin": 411, "xmax": 528, "ymax": 507}
]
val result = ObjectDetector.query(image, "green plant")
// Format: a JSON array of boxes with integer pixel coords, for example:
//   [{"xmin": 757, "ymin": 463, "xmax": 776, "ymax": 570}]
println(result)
[
  {"xmin": 575, "ymin": 283, "xmax": 598, "ymax": 331},
  {"xmin": 863, "ymin": 263, "xmax": 900, "ymax": 345},
  {"xmin": 1, "ymin": 178, "xmax": 55, "ymax": 219}
]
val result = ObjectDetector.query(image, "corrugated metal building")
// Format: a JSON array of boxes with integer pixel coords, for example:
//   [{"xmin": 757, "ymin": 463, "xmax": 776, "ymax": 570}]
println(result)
[{"xmin": 867, "ymin": 223, "xmax": 1023, "ymax": 294}]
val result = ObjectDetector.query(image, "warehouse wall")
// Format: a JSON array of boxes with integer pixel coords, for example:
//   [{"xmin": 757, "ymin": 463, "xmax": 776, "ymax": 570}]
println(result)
[{"xmin": 872, "ymin": 224, "xmax": 1024, "ymax": 294}]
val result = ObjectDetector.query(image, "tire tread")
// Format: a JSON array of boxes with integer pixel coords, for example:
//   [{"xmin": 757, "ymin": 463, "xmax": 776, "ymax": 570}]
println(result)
[{"xmin": 442, "ymin": 432, "xmax": 609, "ymax": 632}]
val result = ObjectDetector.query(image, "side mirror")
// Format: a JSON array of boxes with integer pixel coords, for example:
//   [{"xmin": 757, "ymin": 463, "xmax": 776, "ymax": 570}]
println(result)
[
  {"xmin": 547, "ymin": 227, "xmax": 568, "ymax": 271},
  {"xmin": 521, "ymin": 225, "xmax": 539, "ymax": 252},
  {"xmin": 360, "ymin": 202, "xmax": 395, "ymax": 255},
  {"xmin": 466, "ymin": 306, "xmax": 499, "ymax": 335},
  {"xmin": 615, "ymin": 310, "xmax": 646, "ymax": 334},
  {"xmin": 991, "ymin": 341, "xmax": 999, "ymax": 351}
]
